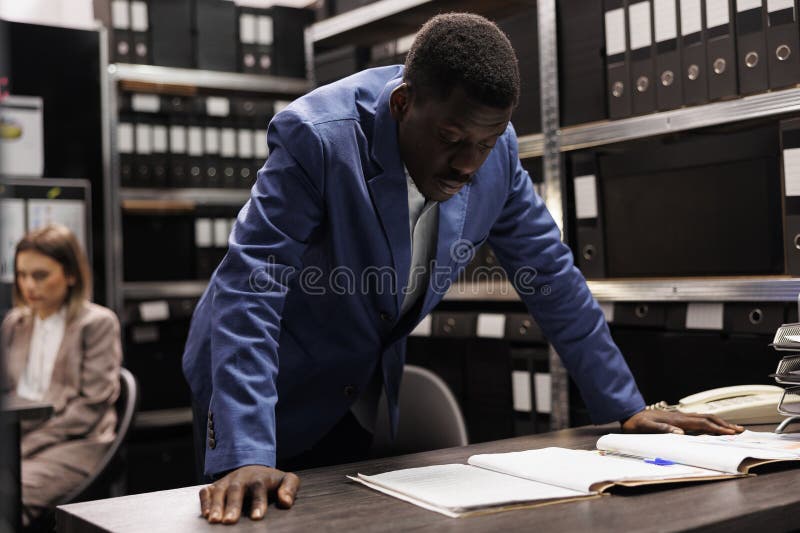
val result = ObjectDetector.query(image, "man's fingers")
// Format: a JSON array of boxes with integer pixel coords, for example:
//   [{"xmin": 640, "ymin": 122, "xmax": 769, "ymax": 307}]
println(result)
[
  {"xmin": 199, "ymin": 485, "xmax": 212, "ymax": 518},
  {"xmin": 208, "ymin": 483, "xmax": 227, "ymax": 523},
  {"xmin": 250, "ymin": 480, "xmax": 268, "ymax": 521},
  {"xmin": 222, "ymin": 481, "xmax": 245, "ymax": 524},
  {"xmin": 276, "ymin": 472, "xmax": 301, "ymax": 509}
]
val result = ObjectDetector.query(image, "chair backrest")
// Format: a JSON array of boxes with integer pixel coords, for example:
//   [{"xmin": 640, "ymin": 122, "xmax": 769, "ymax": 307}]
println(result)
[
  {"xmin": 372, "ymin": 364, "xmax": 468, "ymax": 456},
  {"xmin": 60, "ymin": 367, "xmax": 139, "ymax": 504}
]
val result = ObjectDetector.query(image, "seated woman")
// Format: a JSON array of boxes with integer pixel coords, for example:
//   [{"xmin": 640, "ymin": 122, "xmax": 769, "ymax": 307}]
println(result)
[{"xmin": 1, "ymin": 224, "xmax": 122, "ymax": 527}]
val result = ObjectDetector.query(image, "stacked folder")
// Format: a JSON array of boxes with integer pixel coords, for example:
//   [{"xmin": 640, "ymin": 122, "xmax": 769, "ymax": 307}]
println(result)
[
  {"xmin": 584, "ymin": 0, "xmax": 800, "ymax": 121},
  {"xmin": 118, "ymin": 93, "xmax": 274, "ymax": 189},
  {"xmin": 95, "ymin": 0, "xmax": 313, "ymax": 76}
]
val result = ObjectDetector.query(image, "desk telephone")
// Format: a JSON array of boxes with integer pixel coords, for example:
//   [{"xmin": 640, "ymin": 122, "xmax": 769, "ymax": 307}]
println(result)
[{"xmin": 655, "ymin": 385, "xmax": 787, "ymax": 425}]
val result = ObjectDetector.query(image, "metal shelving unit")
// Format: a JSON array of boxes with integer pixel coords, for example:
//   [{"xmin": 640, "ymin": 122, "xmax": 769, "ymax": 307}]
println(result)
[
  {"xmin": 308, "ymin": 0, "xmax": 536, "ymax": 50},
  {"xmin": 557, "ymin": 87, "xmax": 800, "ymax": 153},
  {"xmin": 122, "ymin": 281, "xmax": 209, "ymax": 300},
  {"xmin": 105, "ymin": 64, "xmax": 310, "ymax": 313}
]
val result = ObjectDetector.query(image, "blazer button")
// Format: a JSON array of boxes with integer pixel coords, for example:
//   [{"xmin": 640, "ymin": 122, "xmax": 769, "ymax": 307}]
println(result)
[
  {"xmin": 208, "ymin": 438, "xmax": 216, "ymax": 450},
  {"xmin": 208, "ymin": 429, "xmax": 215, "ymax": 439},
  {"xmin": 379, "ymin": 311, "xmax": 393, "ymax": 322},
  {"xmin": 343, "ymin": 384, "xmax": 358, "ymax": 398},
  {"xmin": 207, "ymin": 419, "xmax": 214, "ymax": 429}
]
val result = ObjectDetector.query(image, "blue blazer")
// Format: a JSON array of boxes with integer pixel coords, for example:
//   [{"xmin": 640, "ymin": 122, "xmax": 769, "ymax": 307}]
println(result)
[{"xmin": 182, "ymin": 66, "xmax": 645, "ymax": 476}]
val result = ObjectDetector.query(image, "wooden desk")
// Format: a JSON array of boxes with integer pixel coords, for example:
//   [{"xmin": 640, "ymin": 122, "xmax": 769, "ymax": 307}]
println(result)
[
  {"xmin": 1, "ymin": 396, "xmax": 53, "ymax": 532},
  {"xmin": 57, "ymin": 425, "xmax": 800, "ymax": 532}
]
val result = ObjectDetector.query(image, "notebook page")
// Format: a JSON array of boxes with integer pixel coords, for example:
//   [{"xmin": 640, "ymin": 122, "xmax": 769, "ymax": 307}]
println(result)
[
  {"xmin": 468, "ymin": 447, "xmax": 721, "ymax": 493},
  {"xmin": 597, "ymin": 433, "xmax": 798, "ymax": 473},
  {"xmin": 353, "ymin": 464, "xmax": 586, "ymax": 516}
]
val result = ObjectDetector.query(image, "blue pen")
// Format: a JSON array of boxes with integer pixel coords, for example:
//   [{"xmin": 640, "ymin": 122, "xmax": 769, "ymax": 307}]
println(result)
[{"xmin": 644, "ymin": 457, "xmax": 675, "ymax": 466}]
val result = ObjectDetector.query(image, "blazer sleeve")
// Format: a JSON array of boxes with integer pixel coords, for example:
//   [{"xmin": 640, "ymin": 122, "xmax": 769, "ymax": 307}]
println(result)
[
  {"xmin": 20, "ymin": 308, "xmax": 122, "ymax": 458},
  {"xmin": 486, "ymin": 127, "xmax": 645, "ymax": 424},
  {"xmin": 1, "ymin": 310, "xmax": 18, "ymax": 393},
  {"xmin": 202, "ymin": 109, "xmax": 326, "ymax": 474}
]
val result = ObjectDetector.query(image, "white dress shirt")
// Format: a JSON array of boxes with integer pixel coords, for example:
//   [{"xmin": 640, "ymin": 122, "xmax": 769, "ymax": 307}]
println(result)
[{"xmin": 17, "ymin": 307, "xmax": 67, "ymax": 401}]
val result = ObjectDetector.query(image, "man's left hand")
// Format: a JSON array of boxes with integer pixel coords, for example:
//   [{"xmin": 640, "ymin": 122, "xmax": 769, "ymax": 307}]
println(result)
[{"xmin": 621, "ymin": 409, "xmax": 744, "ymax": 435}]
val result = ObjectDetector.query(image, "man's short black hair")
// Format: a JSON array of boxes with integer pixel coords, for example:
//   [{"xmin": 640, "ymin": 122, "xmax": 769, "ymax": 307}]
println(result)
[{"xmin": 404, "ymin": 12, "xmax": 520, "ymax": 109}]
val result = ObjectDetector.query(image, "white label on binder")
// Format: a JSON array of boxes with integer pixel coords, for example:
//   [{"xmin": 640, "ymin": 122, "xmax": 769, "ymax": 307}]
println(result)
[
  {"xmin": 237, "ymin": 130, "xmax": 254, "ymax": 159},
  {"xmin": 605, "ymin": 8, "xmax": 627, "ymax": 56},
  {"xmin": 573, "ymin": 175, "xmax": 598, "ymax": 220},
  {"xmin": 117, "ymin": 123, "xmax": 134, "ymax": 153},
  {"xmin": 686, "ymin": 302, "xmax": 724, "ymax": 330},
  {"xmin": 214, "ymin": 219, "xmax": 229, "ymax": 248},
  {"xmin": 274, "ymin": 100, "xmax": 291, "ymax": 113},
  {"xmin": 130, "ymin": 1, "xmax": 149, "ymax": 31},
  {"xmin": 240, "ymin": 14, "xmax": 257, "ymax": 44},
  {"xmin": 534, "ymin": 373, "xmax": 552, "ymax": 414},
  {"xmin": 767, "ymin": 0, "xmax": 795, "ymax": 12},
  {"xmin": 188, "ymin": 127, "xmax": 204, "ymax": 156},
  {"xmin": 410, "ymin": 315, "xmax": 432, "ymax": 337},
  {"xmin": 705, "ymin": 0, "xmax": 730, "ymax": 28},
  {"xmin": 152, "ymin": 125, "xmax": 168, "ymax": 153},
  {"xmin": 680, "ymin": 0, "xmax": 702, "ymax": 35},
  {"xmin": 629, "ymin": 2, "xmax": 653, "ymax": 50},
  {"xmin": 139, "ymin": 300, "xmax": 170, "ymax": 322},
  {"xmin": 131, "ymin": 93, "xmax": 160, "ymax": 113},
  {"xmin": 195, "ymin": 218, "xmax": 213, "ymax": 248},
  {"xmin": 135, "ymin": 124, "xmax": 152, "ymax": 154},
  {"xmin": 253, "ymin": 130, "xmax": 269, "ymax": 158},
  {"xmin": 204, "ymin": 127, "xmax": 220, "ymax": 154},
  {"xmin": 169, "ymin": 125, "xmax": 187, "ymax": 154},
  {"xmin": 477, "ymin": 313, "xmax": 505, "ymax": 338},
  {"xmin": 206, "ymin": 97, "xmax": 230, "ymax": 117},
  {"xmin": 783, "ymin": 148, "xmax": 800, "ymax": 196},
  {"xmin": 737, "ymin": 0, "xmax": 762, "ymax": 11},
  {"xmin": 512, "ymin": 370, "xmax": 532, "ymax": 412},
  {"xmin": 258, "ymin": 16, "xmax": 274, "ymax": 46},
  {"xmin": 599, "ymin": 302, "xmax": 615, "ymax": 323},
  {"xmin": 221, "ymin": 128, "xmax": 237, "ymax": 158},
  {"xmin": 654, "ymin": 0, "xmax": 678, "ymax": 42},
  {"xmin": 111, "ymin": 0, "xmax": 130, "ymax": 30}
]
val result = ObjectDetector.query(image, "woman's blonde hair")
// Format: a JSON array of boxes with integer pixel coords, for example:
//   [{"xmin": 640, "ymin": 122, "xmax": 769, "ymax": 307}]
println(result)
[{"xmin": 13, "ymin": 224, "xmax": 92, "ymax": 321}]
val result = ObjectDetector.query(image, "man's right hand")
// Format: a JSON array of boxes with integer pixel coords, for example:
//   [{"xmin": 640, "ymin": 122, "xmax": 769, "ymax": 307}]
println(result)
[{"xmin": 198, "ymin": 465, "xmax": 300, "ymax": 524}]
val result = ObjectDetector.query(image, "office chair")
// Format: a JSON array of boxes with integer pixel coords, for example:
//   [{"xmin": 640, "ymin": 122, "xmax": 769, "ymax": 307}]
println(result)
[
  {"xmin": 60, "ymin": 367, "xmax": 139, "ymax": 504},
  {"xmin": 372, "ymin": 364, "xmax": 468, "ymax": 456}
]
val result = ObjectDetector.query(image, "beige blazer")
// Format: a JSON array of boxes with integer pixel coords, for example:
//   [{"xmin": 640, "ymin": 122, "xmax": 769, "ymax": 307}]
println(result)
[{"xmin": 1, "ymin": 302, "xmax": 122, "ymax": 471}]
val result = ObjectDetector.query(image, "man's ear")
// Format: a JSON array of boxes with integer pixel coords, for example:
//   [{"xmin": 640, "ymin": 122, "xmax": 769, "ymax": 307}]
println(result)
[{"xmin": 389, "ymin": 83, "xmax": 411, "ymax": 121}]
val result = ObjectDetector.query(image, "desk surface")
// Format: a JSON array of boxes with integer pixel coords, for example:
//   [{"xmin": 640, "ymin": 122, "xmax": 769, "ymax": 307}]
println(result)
[
  {"xmin": 1, "ymin": 395, "xmax": 53, "ymax": 420},
  {"xmin": 57, "ymin": 425, "xmax": 800, "ymax": 533}
]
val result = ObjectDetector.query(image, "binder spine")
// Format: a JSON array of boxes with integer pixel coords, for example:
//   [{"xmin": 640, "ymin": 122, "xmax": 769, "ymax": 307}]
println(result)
[
  {"xmin": 605, "ymin": 0, "xmax": 633, "ymax": 118},
  {"xmin": 736, "ymin": 0, "xmax": 770, "ymax": 94},
  {"xmin": 766, "ymin": 0, "xmax": 800, "ymax": 88},
  {"xmin": 781, "ymin": 118, "xmax": 800, "ymax": 276},
  {"xmin": 705, "ymin": 0, "xmax": 739, "ymax": 99},
  {"xmin": 654, "ymin": 0, "xmax": 684, "ymax": 110},
  {"xmin": 571, "ymin": 152, "xmax": 607, "ymax": 278},
  {"xmin": 629, "ymin": 0, "xmax": 658, "ymax": 114},
  {"xmin": 680, "ymin": 0, "xmax": 710, "ymax": 104}
]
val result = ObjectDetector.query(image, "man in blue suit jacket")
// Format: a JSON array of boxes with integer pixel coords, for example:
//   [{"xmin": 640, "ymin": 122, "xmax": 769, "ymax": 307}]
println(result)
[{"xmin": 183, "ymin": 13, "xmax": 742, "ymax": 524}]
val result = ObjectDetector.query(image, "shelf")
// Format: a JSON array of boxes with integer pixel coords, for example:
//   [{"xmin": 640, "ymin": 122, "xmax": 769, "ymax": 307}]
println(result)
[
  {"xmin": 309, "ymin": 0, "xmax": 536, "ymax": 49},
  {"xmin": 586, "ymin": 278, "xmax": 800, "ymax": 302},
  {"xmin": 109, "ymin": 63, "xmax": 312, "ymax": 96},
  {"xmin": 559, "ymin": 87, "xmax": 800, "ymax": 152},
  {"xmin": 123, "ymin": 281, "xmax": 209, "ymax": 300},
  {"xmin": 443, "ymin": 281, "xmax": 520, "ymax": 301},
  {"xmin": 442, "ymin": 278, "xmax": 800, "ymax": 302},
  {"xmin": 134, "ymin": 407, "xmax": 193, "ymax": 429},
  {"xmin": 516, "ymin": 133, "xmax": 546, "ymax": 159},
  {"xmin": 120, "ymin": 188, "xmax": 250, "ymax": 207}
]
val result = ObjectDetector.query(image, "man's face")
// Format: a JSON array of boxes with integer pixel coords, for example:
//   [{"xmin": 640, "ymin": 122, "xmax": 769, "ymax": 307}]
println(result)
[{"xmin": 391, "ymin": 83, "xmax": 513, "ymax": 202}]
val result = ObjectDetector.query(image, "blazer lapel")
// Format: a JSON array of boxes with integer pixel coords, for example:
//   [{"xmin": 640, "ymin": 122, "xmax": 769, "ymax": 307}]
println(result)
[
  {"xmin": 7, "ymin": 312, "xmax": 33, "ymax": 387},
  {"xmin": 367, "ymin": 76, "xmax": 411, "ymax": 315},
  {"xmin": 44, "ymin": 313, "xmax": 83, "ymax": 405}
]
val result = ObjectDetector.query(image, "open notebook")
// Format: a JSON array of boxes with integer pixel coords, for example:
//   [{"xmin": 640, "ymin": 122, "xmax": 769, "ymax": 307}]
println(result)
[{"xmin": 349, "ymin": 431, "xmax": 800, "ymax": 518}]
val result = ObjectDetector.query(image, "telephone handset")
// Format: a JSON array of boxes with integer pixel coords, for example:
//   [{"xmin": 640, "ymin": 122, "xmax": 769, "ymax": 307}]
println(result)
[{"xmin": 673, "ymin": 384, "xmax": 786, "ymax": 424}]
